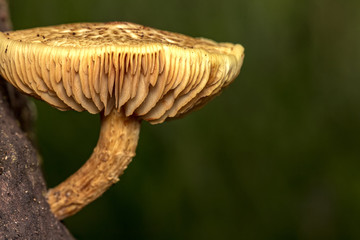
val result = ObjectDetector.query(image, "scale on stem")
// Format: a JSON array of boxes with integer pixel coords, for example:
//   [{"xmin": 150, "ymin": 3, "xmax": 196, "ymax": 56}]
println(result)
[{"xmin": 0, "ymin": 22, "xmax": 244, "ymax": 219}]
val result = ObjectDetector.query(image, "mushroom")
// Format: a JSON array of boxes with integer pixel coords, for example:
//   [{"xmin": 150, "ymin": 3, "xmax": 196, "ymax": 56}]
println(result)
[{"xmin": 0, "ymin": 22, "xmax": 244, "ymax": 220}]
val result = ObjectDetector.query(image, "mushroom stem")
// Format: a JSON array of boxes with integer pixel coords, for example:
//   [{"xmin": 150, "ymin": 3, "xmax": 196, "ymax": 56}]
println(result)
[{"xmin": 46, "ymin": 109, "xmax": 141, "ymax": 220}]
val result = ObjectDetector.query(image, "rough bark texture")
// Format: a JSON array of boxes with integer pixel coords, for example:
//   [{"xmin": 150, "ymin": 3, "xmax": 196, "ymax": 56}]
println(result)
[{"xmin": 0, "ymin": 1, "xmax": 74, "ymax": 239}]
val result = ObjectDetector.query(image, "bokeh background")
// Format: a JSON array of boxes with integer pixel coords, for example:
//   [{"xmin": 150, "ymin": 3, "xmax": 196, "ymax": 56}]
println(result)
[{"xmin": 8, "ymin": 0, "xmax": 360, "ymax": 239}]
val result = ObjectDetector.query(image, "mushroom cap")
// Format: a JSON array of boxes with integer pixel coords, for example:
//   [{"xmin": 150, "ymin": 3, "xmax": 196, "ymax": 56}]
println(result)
[{"xmin": 0, "ymin": 22, "xmax": 244, "ymax": 124}]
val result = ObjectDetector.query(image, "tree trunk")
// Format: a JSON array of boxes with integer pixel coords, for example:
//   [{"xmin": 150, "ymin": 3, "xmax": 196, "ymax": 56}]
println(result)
[{"xmin": 0, "ymin": 1, "xmax": 74, "ymax": 239}]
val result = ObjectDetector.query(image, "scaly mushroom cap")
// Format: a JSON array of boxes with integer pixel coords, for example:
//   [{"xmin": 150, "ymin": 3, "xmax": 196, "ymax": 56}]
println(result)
[{"xmin": 0, "ymin": 22, "xmax": 244, "ymax": 123}]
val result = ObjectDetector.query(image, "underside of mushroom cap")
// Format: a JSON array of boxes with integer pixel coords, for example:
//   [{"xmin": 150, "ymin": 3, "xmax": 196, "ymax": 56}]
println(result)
[{"xmin": 0, "ymin": 22, "xmax": 244, "ymax": 124}]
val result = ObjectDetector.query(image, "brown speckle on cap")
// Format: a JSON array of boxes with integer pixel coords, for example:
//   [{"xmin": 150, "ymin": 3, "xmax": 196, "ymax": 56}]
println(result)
[{"xmin": 0, "ymin": 22, "xmax": 244, "ymax": 124}]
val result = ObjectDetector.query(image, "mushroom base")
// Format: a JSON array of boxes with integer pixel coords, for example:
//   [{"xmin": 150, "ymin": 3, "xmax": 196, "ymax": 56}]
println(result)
[{"xmin": 46, "ymin": 109, "xmax": 141, "ymax": 220}]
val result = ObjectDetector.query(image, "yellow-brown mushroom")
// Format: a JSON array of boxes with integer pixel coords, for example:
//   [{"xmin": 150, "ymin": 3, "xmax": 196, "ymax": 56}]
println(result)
[{"xmin": 0, "ymin": 22, "xmax": 244, "ymax": 220}]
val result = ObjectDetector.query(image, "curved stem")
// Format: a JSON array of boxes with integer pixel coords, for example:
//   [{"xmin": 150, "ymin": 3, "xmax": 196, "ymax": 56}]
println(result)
[{"xmin": 46, "ymin": 110, "xmax": 141, "ymax": 220}]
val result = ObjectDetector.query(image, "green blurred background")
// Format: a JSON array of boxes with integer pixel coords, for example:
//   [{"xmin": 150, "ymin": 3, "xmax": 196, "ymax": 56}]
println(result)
[{"xmin": 7, "ymin": 0, "xmax": 360, "ymax": 239}]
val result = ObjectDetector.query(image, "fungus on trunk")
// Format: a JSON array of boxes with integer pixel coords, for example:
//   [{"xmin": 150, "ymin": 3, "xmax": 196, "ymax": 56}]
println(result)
[{"xmin": 0, "ymin": 22, "xmax": 244, "ymax": 220}]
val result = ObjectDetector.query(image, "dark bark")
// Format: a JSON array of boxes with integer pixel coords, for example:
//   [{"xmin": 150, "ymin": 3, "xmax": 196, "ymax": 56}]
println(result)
[{"xmin": 0, "ymin": 1, "xmax": 74, "ymax": 239}]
